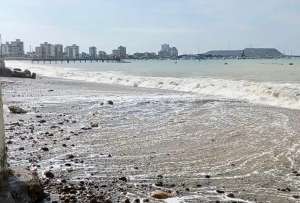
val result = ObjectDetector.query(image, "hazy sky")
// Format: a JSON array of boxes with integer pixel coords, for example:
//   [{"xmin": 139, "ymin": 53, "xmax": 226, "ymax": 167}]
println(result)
[{"xmin": 0, "ymin": 0, "xmax": 300, "ymax": 54}]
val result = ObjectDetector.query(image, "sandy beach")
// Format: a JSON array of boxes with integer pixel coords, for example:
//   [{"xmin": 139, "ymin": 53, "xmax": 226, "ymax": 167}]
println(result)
[{"xmin": 2, "ymin": 76, "xmax": 300, "ymax": 203}]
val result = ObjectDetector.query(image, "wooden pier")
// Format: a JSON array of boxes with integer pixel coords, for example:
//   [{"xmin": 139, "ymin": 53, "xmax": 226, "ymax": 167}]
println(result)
[{"xmin": 31, "ymin": 58, "xmax": 121, "ymax": 64}]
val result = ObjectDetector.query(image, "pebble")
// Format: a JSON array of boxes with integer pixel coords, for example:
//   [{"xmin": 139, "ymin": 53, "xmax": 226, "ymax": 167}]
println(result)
[{"xmin": 44, "ymin": 171, "xmax": 55, "ymax": 179}]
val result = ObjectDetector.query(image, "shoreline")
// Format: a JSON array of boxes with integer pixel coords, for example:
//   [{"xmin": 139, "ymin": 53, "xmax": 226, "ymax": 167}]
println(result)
[{"xmin": 2, "ymin": 76, "xmax": 300, "ymax": 202}]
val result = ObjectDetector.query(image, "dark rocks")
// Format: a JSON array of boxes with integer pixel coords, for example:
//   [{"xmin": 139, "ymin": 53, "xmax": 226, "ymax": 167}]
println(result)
[
  {"xmin": 41, "ymin": 147, "xmax": 49, "ymax": 152},
  {"xmin": 278, "ymin": 187, "xmax": 291, "ymax": 192},
  {"xmin": 204, "ymin": 175, "xmax": 211, "ymax": 179},
  {"xmin": 0, "ymin": 64, "xmax": 37, "ymax": 79},
  {"xmin": 119, "ymin": 176, "xmax": 127, "ymax": 182},
  {"xmin": 44, "ymin": 171, "xmax": 55, "ymax": 179},
  {"xmin": 216, "ymin": 190, "xmax": 225, "ymax": 194},
  {"xmin": 19, "ymin": 147, "xmax": 25, "ymax": 151},
  {"xmin": 82, "ymin": 127, "xmax": 92, "ymax": 130},
  {"xmin": 151, "ymin": 190, "xmax": 175, "ymax": 199},
  {"xmin": 66, "ymin": 154, "xmax": 75, "ymax": 159},
  {"xmin": 124, "ymin": 199, "xmax": 130, "ymax": 203},
  {"xmin": 107, "ymin": 100, "xmax": 114, "ymax": 105},
  {"xmin": 8, "ymin": 106, "xmax": 28, "ymax": 114},
  {"xmin": 227, "ymin": 193, "xmax": 235, "ymax": 198},
  {"xmin": 91, "ymin": 123, "xmax": 99, "ymax": 128},
  {"xmin": 293, "ymin": 195, "xmax": 300, "ymax": 199},
  {"xmin": 155, "ymin": 181, "xmax": 163, "ymax": 187},
  {"xmin": 38, "ymin": 120, "xmax": 47, "ymax": 124}
]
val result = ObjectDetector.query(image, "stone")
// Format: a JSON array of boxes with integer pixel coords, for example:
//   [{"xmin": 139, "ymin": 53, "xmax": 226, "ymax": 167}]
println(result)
[
  {"xmin": 38, "ymin": 120, "xmax": 46, "ymax": 124},
  {"xmin": 44, "ymin": 171, "xmax": 55, "ymax": 179},
  {"xmin": 107, "ymin": 100, "xmax": 114, "ymax": 105},
  {"xmin": 7, "ymin": 169, "xmax": 44, "ymax": 203},
  {"xmin": 41, "ymin": 147, "xmax": 49, "ymax": 152},
  {"xmin": 8, "ymin": 106, "xmax": 27, "ymax": 114},
  {"xmin": 151, "ymin": 190, "xmax": 175, "ymax": 199},
  {"xmin": 119, "ymin": 177, "xmax": 127, "ymax": 182},
  {"xmin": 227, "ymin": 193, "xmax": 235, "ymax": 198},
  {"xmin": 91, "ymin": 123, "xmax": 99, "ymax": 128}
]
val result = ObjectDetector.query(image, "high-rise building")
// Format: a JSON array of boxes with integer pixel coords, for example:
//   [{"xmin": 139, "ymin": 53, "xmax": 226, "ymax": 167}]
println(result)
[
  {"xmin": 65, "ymin": 44, "xmax": 79, "ymax": 59},
  {"xmin": 118, "ymin": 46, "xmax": 126, "ymax": 59},
  {"xmin": 89, "ymin": 46, "xmax": 97, "ymax": 59},
  {"xmin": 1, "ymin": 39, "xmax": 24, "ymax": 57},
  {"xmin": 158, "ymin": 44, "xmax": 178, "ymax": 59},
  {"xmin": 54, "ymin": 44, "xmax": 63, "ymax": 59},
  {"xmin": 35, "ymin": 42, "xmax": 53, "ymax": 59},
  {"xmin": 112, "ymin": 46, "xmax": 127, "ymax": 59},
  {"xmin": 98, "ymin": 51, "xmax": 107, "ymax": 59}
]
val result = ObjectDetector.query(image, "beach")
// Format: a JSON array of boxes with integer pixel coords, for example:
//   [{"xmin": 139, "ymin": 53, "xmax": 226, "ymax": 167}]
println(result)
[{"xmin": 2, "ymin": 73, "xmax": 300, "ymax": 202}]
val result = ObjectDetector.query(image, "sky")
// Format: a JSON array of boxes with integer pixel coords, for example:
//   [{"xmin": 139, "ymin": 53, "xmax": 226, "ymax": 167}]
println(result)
[{"xmin": 0, "ymin": 0, "xmax": 300, "ymax": 55}]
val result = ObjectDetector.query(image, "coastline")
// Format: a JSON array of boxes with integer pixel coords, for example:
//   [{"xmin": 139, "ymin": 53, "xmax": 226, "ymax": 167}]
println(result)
[{"xmin": 2, "ymin": 76, "xmax": 300, "ymax": 202}]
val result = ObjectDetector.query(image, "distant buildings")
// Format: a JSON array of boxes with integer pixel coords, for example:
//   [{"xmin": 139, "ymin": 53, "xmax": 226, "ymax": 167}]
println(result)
[
  {"xmin": 158, "ymin": 44, "xmax": 178, "ymax": 59},
  {"xmin": 35, "ymin": 42, "xmax": 63, "ymax": 59},
  {"xmin": 98, "ymin": 51, "xmax": 107, "ymax": 59},
  {"xmin": 54, "ymin": 44, "xmax": 63, "ymax": 59},
  {"xmin": 65, "ymin": 44, "xmax": 79, "ymax": 59},
  {"xmin": 112, "ymin": 46, "xmax": 127, "ymax": 59},
  {"xmin": 1, "ymin": 39, "xmax": 24, "ymax": 57},
  {"xmin": 89, "ymin": 46, "xmax": 97, "ymax": 59},
  {"xmin": 131, "ymin": 52, "xmax": 158, "ymax": 60}
]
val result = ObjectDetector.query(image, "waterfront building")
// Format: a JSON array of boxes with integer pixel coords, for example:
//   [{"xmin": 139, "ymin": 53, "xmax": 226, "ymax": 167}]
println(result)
[
  {"xmin": 54, "ymin": 44, "xmax": 63, "ymax": 59},
  {"xmin": 35, "ymin": 42, "xmax": 52, "ymax": 59},
  {"xmin": 65, "ymin": 44, "xmax": 79, "ymax": 59},
  {"xmin": 89, "ymin": 46, "xmax": 97, "ymax": 59},
  {"xmin": 112, "ymin": 46, "xmax": 127, "ymax": 59},
  {"xmin": 1, "ymin": 39, "xmax": 24, "ymax": 57},
  {"xmin": 158, "ymin": 44, "xmax": 178, "ymax": 59},
  {"xmin": 98, "ymin": 51, "xmax": 107, "ymax": 59},
  {"xmin": 132, "ymin": 52, "xmax": 158, "ymax": 59},
  {"xmin": 118, "ymin": 46, "xmax": 126, "ymax": 59}
]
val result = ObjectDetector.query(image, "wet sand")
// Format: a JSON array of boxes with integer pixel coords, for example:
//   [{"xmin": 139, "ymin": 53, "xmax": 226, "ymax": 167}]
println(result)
[{"xmin": 2, "ymin": 77, "xmax": 300, "ymax": 203}]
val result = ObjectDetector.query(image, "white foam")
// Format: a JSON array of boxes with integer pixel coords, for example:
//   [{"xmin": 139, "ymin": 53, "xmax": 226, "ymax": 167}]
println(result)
[{"xmin": 6, "ymin": 61, "xmax": 300, "ymax": 110}]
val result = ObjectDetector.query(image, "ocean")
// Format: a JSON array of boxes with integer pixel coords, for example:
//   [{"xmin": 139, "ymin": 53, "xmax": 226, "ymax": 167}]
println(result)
[
  {"xmin": 6, "ymin": 58, "xmax": 300, "ymax": 109},
  {"xmin": 3, "ymin": 59, "xmax": 300, "ymax": 202}
]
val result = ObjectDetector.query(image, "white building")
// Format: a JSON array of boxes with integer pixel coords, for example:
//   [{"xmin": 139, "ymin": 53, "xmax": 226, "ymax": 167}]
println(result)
[
  {"xmin": 1, "ymin": 39, "xmax": 24, "ymax": 57},
  {"xmin": 54, "ymin": 44, "xmax": 63, "ymax": 59},
  {"xmin": 158, "ymin": 44, "xmax": 178, "ymax": 59},
  {"xmin": 112, "ymin": 46, "xmax": 127, "ymax": 59},
  {"xmin": 98, "ymin": 51, "xmax": 107, "ymax": 59},
  {"xmin": 65, "ymin": 44, "xmax": 79, "ymax": 59},
  {"xmin": 89, "ymin": 46, "xmax": 97, "ymax": 58}
]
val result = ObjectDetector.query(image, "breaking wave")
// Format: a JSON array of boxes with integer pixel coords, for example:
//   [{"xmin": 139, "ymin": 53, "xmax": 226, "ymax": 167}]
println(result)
[{"xmin": 6, "ymin": 61, "xmax": 300, "ymax": 110}]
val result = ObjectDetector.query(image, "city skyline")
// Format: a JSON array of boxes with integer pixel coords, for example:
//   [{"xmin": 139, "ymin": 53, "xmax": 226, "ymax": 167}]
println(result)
[{"xmin": 0, "ymin": 0, "xmax": 300, "ymax": 55}]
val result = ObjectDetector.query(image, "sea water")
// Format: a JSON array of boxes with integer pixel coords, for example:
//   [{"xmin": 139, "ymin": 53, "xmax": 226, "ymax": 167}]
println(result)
[{"xmin": 6, "ymin": 58, "xmax": 300, "ymax": 109}]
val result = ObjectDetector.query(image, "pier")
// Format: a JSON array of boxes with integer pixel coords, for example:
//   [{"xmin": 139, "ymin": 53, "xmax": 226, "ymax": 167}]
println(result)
[{"xmin": 31, "ymin": 58, "xmax": 121, "ymax": 64}]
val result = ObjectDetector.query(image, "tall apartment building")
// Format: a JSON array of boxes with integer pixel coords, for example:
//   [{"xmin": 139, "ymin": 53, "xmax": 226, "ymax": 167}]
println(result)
[
  {"xmin": 65, "ymin": 44, "xmax": 79, "ymax": 59},
  {"xmin": 35, "ymin": 43, "xmax": 64, "ymax": 59},
  {"xmin": 89, "ymin": 46, "xmax": 97, "ymax": 58},
  {"xmin": 1, "ymin": 39, "xmax": 24, "ymax": 57},
  {"xmin": 112, "ymin": 46, "xmax": 127, "ymax": 59},
  {"xmin": 54, "ymin": 44, "xmax": 63, "ymax": 59},
  {"xmin": 158, "ymin": 44, "xmax": 178, "ymax": 59}
]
